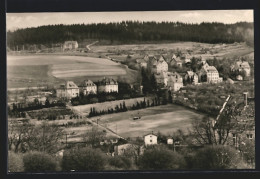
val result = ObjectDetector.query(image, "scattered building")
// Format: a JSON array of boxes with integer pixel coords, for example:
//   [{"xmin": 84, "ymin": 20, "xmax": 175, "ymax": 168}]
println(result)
[
  {"xmin": 78, "ymin": 79, "xmax": 97, "ymax": 95},
  {"xmin": 144, "ymin": 132, "xmax": 158, "ymax": 146},
  {"xmin": 63, "ymin": 41, "xmax": 78, "ymax": 51},
  {"xmin": 231, "ymin": 60, "xmax": 251, "ymax": 77},
  {"xmin": 97, "ymin": 77, "xmax": 118, "ymax": 93},
  {"xmin": 114, "ymin": 143, "xmax": 143, "ymax": 156},
  {"xmin": 56, "ymin": 81, "xmax": 79, "ymax": 99},
  {"xmin": 199, "ymin": 63, "xmax": 223, "ymax": 83},
  {"xmin": 170, "ymin": 56, "xmax": 182, "ymax": 67},
  {"xmin": 236, "ymin": 75, "xmax": 243, "ymax": 81},
  {"xmin": 167, "ymin": 72, "xmax": 184, "ymax": 92},
  {"xmin": 167, "ymin": 138, "xmax": 174, "ymax": 145}
]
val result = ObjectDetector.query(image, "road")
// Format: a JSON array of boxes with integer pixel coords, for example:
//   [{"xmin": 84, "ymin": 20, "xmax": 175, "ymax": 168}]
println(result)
[{"xmin": 86, "ymin": 41, "xmax": 99, "ymax": 51}]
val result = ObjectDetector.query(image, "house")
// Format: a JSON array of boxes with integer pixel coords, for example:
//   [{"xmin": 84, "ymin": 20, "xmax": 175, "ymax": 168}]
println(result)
[
  {"xmin": 184, "ymin": 71, "xmax": 198, "ymax": 85},
  {"xmin": 236, "ymin": 75, "xmax": 243, "ymax": 81},
  {"xmin": 63, "ymin": 41, "xmax": 78, "ymax": 51},
  {"xmin": 148, "ymin": 55, "xmax": 168, "ymax": 74},
  {"xmin": 114, "ymin": 143, "xmax": 143, "ymax": 156},
  {"xmin": 167, "ymin": 72, "xmax": 183, "ymax": 92},
  {"xmin": 154, "ymin": 71, "xmax": 168, "ymax": 87},
  {"xmin": 199, "ymin": 63, "xmax": 223, "ymax": 83},
  {"xmin": 56, "ymin": 81, "xmax": 79, "ymax": 99},
  {"xmin": 136, "ymin": 58, "xmax": 148, "ymax": 69},
  {"xmin": 144, "ymin": 132, "xmax": 158, "ymax": 146},
  {"xmin": 170, "ymin": 56, "xmax": 182, "ymax": 67},
  {"xmin": 97, "ymin": 77, "xmax": 118, "ymax": 93},
  {"xmin": 231, "ymin": 60, "xmax": 251, "ymax": 77},
  {"xmin": 78, "ymin": 79, "xmax": 97, "ymax": 95},
  {"xmin": 167, "ymin": 138, "xmax": 174, "ymax": 145}
]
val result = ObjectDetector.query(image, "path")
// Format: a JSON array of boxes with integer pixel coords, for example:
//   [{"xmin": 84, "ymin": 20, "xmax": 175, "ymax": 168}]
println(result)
[{"xmin": 86, "ymin": 41, "xmax": 99, "ymax": 51}]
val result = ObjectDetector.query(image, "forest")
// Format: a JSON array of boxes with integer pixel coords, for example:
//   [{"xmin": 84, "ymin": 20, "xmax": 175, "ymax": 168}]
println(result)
[{"xmin": 7, "ymin": 21, "xmax": 254, "ymax": 49}]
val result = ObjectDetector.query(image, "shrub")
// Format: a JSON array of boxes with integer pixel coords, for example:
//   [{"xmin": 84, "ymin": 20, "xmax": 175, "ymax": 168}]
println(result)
[
  {"xmin": 138, "ymin": 146, "xmax": 186, "ymax": 170},
  {"xmin": 108, "ymin": 156, "xmax": 132, "ymax": 169},
  {"xmin": 23, "ymin": 151, "xmax": 58, "ymax": 172},
  {"xmin": 62, "ymin": 147, "xmax": 107, "ymax": 171},
  {"xmin": 192, "ymin": 145, "xmax": 244, "ymax": 169},
  {"xmin": 8, "ymin": 151, "xmax": 24, "ymax": 172}
]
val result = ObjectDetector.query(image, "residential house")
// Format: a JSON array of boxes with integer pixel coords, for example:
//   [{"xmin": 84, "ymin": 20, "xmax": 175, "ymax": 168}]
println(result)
[
  {"xmin": 167, "ymin": 72, "xmax": 183, "ymax": 92},
  {"xmin": 144, "ymin": 132, "xmax": 158, "ymax": 146},
  {"xmin": 97, "ymin": 77, "xmax": 118, "ymax": 93},
  {"xmin": 148, "ymin": 55, "xmax": 168, "ymax": 74},
  {"xmin": 199, "ymin": 63, "xmax": 223, "ymax": 83},
  {"xmin": 170, "ymin": 56, "xmax": 182, "ymax": 67},
  {"xmin": 56, "ymin": 81, "xmax": 79, "ymax": 99},
  {"xmin": 184, "ymin": 71, "xmax": 198, "ymax": 85},
  {"xmin": 154, "ymin": 71, "xmax": 168, "ymax": 87},
  {"xmin": 136, "ymin": 58, "xmax": 148, "ymax": 69},
  {"xmin": 231, "ymin": 60, "xmax": 251, "ymax": 77},
  {"xmin": 78, "ymin": 79, "xmax": 97, "ymax": 95},
  {"xmin": 167, "ymin": 138, "xmax": 174, "ymax": 145},
  {"xmin": 63, "ymin": 41, "xmax": 78, "ymax": 51}
]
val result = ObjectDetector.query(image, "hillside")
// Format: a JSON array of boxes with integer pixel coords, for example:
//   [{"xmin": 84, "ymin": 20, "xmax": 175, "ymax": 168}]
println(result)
[{"xmin": 7, "ymin": 21, "xmax": 254, "ymax": 50}]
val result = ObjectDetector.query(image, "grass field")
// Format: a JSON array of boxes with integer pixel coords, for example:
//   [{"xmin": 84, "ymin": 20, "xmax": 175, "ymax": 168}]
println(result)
[
  {"xmin": 87, "ymin": 104, "xmax": 204, "ymax": 138},
  {"xmin": 7, "ymin": 55, "xmax": 136, "ymax": 88}
]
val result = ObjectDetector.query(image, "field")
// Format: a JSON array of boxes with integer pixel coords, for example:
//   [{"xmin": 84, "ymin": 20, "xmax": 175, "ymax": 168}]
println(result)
[
  {"xmin": 87, "ymin": 104, "xmax": 205, "ymax": 138},
  {"xmin": 7, "ymin": 55, "xmax": 137, "ymax": 89}
]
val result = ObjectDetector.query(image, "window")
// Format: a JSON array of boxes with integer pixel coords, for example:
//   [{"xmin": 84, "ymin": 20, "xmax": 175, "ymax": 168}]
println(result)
[
  {"xmin": 247, "ymin": 134, "xmax": 253, "ymax": 139},
  {"xmin": 150, "ymin": 140, "xmax": 152, "ymax": 143}
]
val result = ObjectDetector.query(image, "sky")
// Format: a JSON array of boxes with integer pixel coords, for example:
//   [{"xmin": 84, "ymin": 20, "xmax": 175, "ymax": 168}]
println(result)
[{"xmin": 6, "ymin": 10, "xmax": 253, "ymax": 31}]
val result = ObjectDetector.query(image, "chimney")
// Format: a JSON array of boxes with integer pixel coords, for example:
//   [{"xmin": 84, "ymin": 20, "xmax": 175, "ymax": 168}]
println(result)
[{"xmin": 243, "ymin": 92, "xmax": 248, "ymax": 106}]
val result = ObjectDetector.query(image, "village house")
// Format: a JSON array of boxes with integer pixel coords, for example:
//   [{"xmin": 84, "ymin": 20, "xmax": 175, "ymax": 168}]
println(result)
[
  {"xmin": 231, "ymin": 60, "xmax": 251, "ymax": 77},
  {"xmin": 144, "ymin": 132, "xmax": 158, "ymax": 146},
  {"xmin": 154, "ymin": 71, "xmax": 168, "ymax": 87},
  {"xmin": 78, "ymin": 79, "xmax": 97, "ymax": 95},
  {"xmin": 170, "ymin": 55, "xmax": 182, "ymax": 67},
  {"xmin": 167, "ymin": 138, "xmax": 174, "ymax": 145},
  {"xmin": 184, "ymin": 71, "xmax": 199, "ymax": 85},
  {"xmin": 56, "ymin": 81, "xmax": 79, "ymax": 99},
  {"xmin": 167, "ymin": 72, "xmax": 184, "ymax": 92},
  {"xmin": 199, "ymin": 63, "xmax": 223, "ymax": 83},
  {"xmin": 97, "ymin": 77, "xmax": 118, "ymax": 93},
  {"xmin": 136, "ymin": 58, "xmax": 148, "ymax": 69},
  {"xmin": 148, "ymin": 55, "xmax": 168, "ymax": 74},
  {"xmin": 63, "ymin": 41, "xmax": 79, "ymax": 51}
]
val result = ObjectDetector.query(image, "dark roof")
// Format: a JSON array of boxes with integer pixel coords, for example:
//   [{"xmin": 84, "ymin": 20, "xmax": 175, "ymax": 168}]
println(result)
[{"xmin": 97, "ymin": 77, "xmax": 118, "ymax": 85}]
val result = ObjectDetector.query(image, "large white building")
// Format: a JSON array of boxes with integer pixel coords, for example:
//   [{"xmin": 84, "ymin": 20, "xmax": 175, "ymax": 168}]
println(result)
[
  {"xmin": 199, "ymin": 63, "xmax": 223, "ymax": 83},
  {"xmin": 78, "ymin": 79, "xmax": 97, "ymax": 95},
  {"xmin": 150, "ymin": 56, "xmax": 168, "ymax": 74},
  {"xmin": 184, "ymin": 71, "xmax": 199, "ymax": 85},
  {"xmin": 63, "ymin": 41, "xmax": 78, "ymax": 51},
  {"xmin": 144, "ymin": 133, "xmax": 158, "ymax": 146},
  {"xmin": 97, "ymin": 77, "xmax": 118, "ymax": 93},
  {"xmin": 56, "ymin": 81, "xmax": 79, "ymax": 99},
  {"xmin": 231, "ymin": 60, "xmax": 251, "ymax": 77}
]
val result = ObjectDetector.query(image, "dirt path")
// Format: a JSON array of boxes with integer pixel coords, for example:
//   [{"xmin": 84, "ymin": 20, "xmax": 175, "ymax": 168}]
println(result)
[{"xmin": 86, "ymin": 41, "xmax": 99, "ymax": 51}]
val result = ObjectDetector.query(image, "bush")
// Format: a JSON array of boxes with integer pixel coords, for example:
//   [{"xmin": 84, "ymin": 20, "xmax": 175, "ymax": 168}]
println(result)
[
  {"xmin": 23, "ymin": 151, "xmax": 58, "ymax": 172},
  {"xmin": 8, "ymin": 152, "xmax": 24, "ymax": 172},
  {"xmin": 138, "ymin": 146, "xmax": 186, "ymax": 170},
  {"xmin": 108, "ymin": 156, "xmax": 132, "ymax": 169},
  {"xmin": 192, "ymin": 145, "xmax": 244, "ymax": 169},
  {"xmin": 62, "ymin": 147, "xmax": 107, "ymax": 171}
]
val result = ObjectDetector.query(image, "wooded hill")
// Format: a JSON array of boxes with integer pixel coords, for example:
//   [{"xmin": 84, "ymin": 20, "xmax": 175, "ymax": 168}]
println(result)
[{"xmin": 7, "ymin": 21, "xmax": 254, "ymax": 48}]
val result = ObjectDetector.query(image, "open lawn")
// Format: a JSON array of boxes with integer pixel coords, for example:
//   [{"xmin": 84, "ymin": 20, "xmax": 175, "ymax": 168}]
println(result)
[
  {"xmin": 7, "ymin": 55, "xmax": 137, "ymax": 88},
  {"xmin": 88, "ymin": 104, "xmax": 204, "ymax": 138}
]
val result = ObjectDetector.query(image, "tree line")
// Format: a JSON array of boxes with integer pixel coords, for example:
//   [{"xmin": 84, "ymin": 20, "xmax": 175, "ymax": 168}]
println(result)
[{"xmin": 7, "ymin": 21, "xmax": 254, "ymax": 49}]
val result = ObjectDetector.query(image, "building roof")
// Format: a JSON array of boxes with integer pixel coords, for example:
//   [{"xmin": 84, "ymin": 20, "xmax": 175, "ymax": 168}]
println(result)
[
  {"xmin": 59, "ymin": 81, "xmax": 79, "ymax": 89},
  {"xmin": 79, "ymin": 79, "xmax": 96, "ymax": 87},
  {"xmin": 235, "ymin": 61, "xmax": 250, "ymax": 69},
  {"xmin": 144, "ymin": 132, "xmax": 158, "ymax": 137},
  {"xmin": 98, "ymin": 77, "xmax": 118, "ymax": 85}
]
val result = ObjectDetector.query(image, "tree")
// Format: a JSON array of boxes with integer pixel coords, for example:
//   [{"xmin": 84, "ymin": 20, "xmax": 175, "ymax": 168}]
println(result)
[
  {"xmin": 62, "ymin": 147, "xmax": 107, "ymax": 171},
  {"xmin": 82, "ymin": 126, "xmax": 106, "ymax": 147},
  {"xmin": 23, "ymin": 151, "xmax": 58, "ymax": 172},
  {"xmin": 192, "ymin": 145, "xmax": 246, "ymax": 169},
  {"xmin": 138, "ymin": 146, "xmax": 186, "ymax": 170}
]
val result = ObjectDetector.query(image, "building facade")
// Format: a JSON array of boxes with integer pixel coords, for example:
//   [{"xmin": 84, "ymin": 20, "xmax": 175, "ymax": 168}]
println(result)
[
  {"xmin": 150, "ymin": 56, "xmax": 168, "ymax": 74},
  {"xmin": 63, "ymin": 41, "xmax": 79, "ymax": 50},
  {"xmin": 167, "ymin": 72, "xmax": 184, "ymax": 92},
  {"xmin": 78, "ymin": 79, "xmax": 97, "ymax": 95},
  {"xmin": 184, "ymin": 71, "xmax": 199, "ymax": 85},
  {"xmin": 144, "ymin": 133, "xmax": 158, "ymax": 146},
  {"xmin": 231, "ymin": 60, "xmax": 251, "ymax": 77},
  {"xmin": 56, "ymin": 81, "xmax": 79, "ymax": 99},
  {"xmin": 199, "ymin": 63, "xmax": 223, "ymax": 83},
  {"xmin": 97, "ymin": 77, "xmax": 118, "ymax": 93}
]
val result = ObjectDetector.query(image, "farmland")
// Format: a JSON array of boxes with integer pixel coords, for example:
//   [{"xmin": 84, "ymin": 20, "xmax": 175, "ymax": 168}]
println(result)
[{"xmin": 7, "ymin": 55, "xmax": 138, "ymax": 89}]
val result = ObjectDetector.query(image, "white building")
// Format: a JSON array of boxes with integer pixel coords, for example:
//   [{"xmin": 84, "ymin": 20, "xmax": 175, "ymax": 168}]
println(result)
[
  {"xmin": 231, "ymin": 60, "xmax": 251, "ymax": 77},
  {"xmin": 167, "ymin": 138, "xmax": 174, "ymax": 145},
  {"xmin": 167, "ymin": 72, "xmax": 183, "ymax": 92},
  {"xmin": 56, "ymin": 81, "xmax": 79, "ymax": 99},
  {"xmin": 144, "ymin": 133, "xmax": 158, "ymax": 146},
  {"xmin": 97, "ymin": 77, "xmax": 118, "ymax": 93},
  {"xmin": 63, "ymin": 41, "xmax": 79, "ymax": 50},
  {"xmin": 78, "ymin": 79, "xmax": 97, "ymax": 95},
  {"xmin": 199, "ymin": 63, "xmax": 223, "ymax": 83},
  {"xmin": 114, "ymin": 143, "xmax": 142, "ymax": 156}
]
